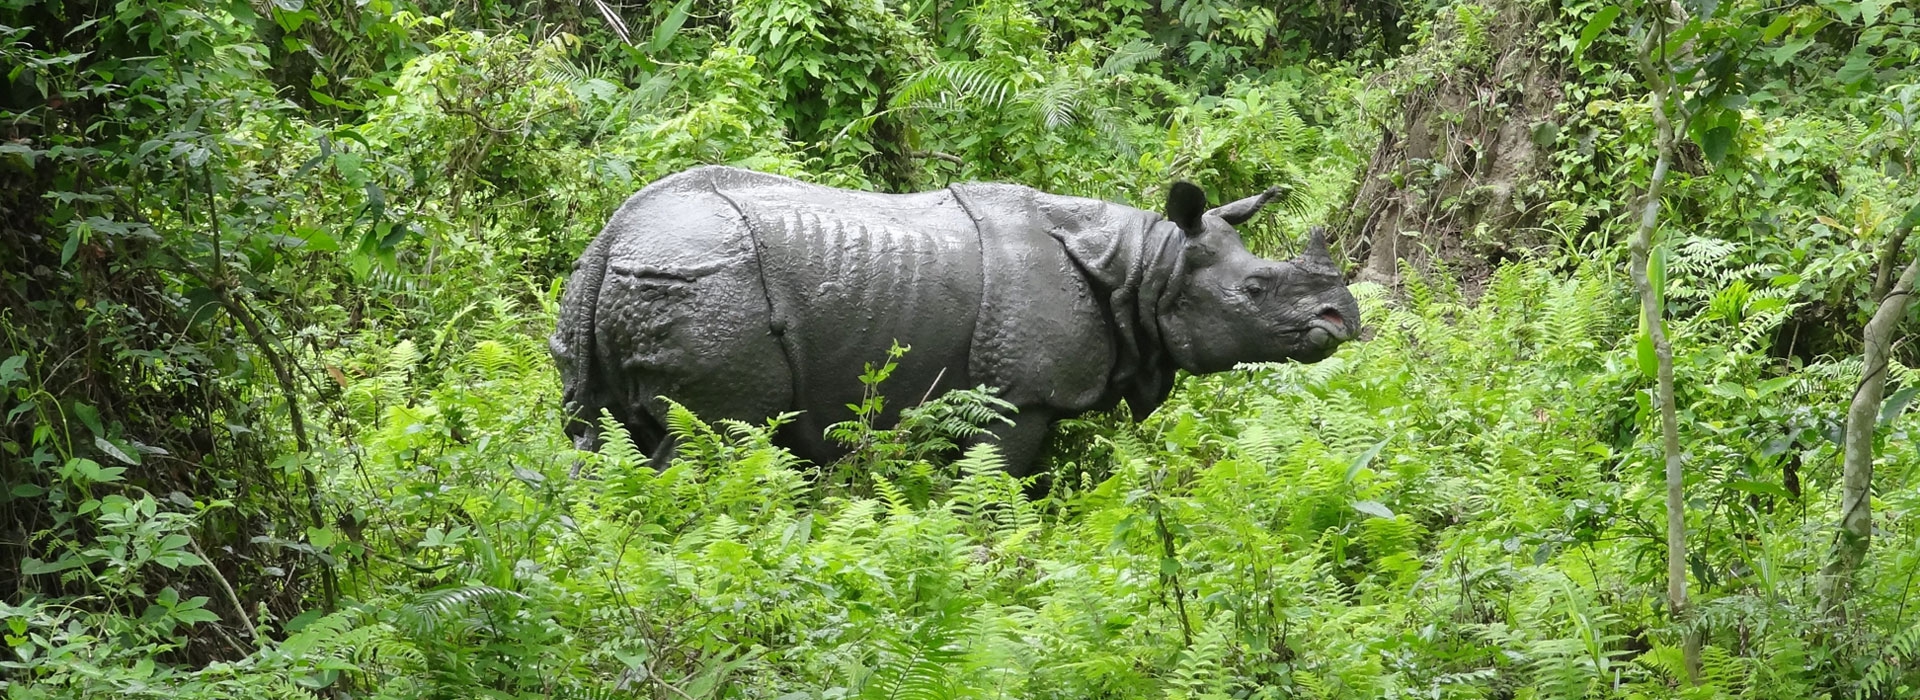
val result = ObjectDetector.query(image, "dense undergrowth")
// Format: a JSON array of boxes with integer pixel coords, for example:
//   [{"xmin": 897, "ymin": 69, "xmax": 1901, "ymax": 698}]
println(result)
[{"xmin": 5, "ymin": 0, "xmax": 1920, "ymax": 698}]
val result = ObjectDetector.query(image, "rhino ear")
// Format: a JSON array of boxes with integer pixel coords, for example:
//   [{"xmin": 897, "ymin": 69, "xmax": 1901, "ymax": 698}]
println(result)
[{"xmin": 1166, "ymin": 181, "xmax": 1208, "ymax": 235}]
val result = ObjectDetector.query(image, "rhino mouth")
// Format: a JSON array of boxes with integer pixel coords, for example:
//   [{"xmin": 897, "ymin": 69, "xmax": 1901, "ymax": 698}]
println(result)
[
  {"xmin": 1308, "ymin": 308, "xmax": 1355, "ymax": 344},
  {"xmin": 1303, "ymin": 325, "xmax": 1337, "ymax": 350}
]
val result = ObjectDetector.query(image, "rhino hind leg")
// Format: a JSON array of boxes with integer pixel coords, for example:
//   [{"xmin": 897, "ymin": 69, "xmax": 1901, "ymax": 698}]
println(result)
[
  {"xmin": 613, "ymin": 347, "xmax": 793, "ymax": 470},
  {"xmin": 592, "ymin": 195, "xmax": 796, "ymax": 469}
]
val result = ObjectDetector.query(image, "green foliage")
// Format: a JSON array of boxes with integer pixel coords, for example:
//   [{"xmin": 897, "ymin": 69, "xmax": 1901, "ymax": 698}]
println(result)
[{"xmin": 6, "ymin": 0, "xmax": 1920, "ymax": 698}]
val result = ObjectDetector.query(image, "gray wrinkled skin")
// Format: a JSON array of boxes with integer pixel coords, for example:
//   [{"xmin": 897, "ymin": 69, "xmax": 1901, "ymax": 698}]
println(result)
[{"xmin": 551, "ymin": 165, "xmax": 1360, "ymax": 476}]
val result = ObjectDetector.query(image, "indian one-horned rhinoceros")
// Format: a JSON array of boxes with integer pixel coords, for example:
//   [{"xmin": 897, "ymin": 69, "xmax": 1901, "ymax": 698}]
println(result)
[{"xmin": 550, "ymin": 165, "xmax": 1360, "ymax": 476}]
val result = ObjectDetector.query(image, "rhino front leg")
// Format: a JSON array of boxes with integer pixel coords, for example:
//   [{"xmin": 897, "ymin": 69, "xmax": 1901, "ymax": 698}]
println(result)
[
  {"xmin": 648, "ymin": 435, "xmax": 677, "ymax": 471},
  {"xmin": 978, "ymin": 408, "xmax": 1054, "ymax": 484}
]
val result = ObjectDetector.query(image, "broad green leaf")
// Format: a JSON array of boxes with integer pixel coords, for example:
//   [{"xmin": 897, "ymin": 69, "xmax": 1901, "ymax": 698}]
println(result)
[
  {"xmin": 649, "ymin": 0, "xmax": 693, "ymax": 54},
  {"xmin": 1899, "ymin": 200, "xmax": 1920, "ymax": 231},
  {"xmin": 1755, "ymin": 376, "xmax": 1797, "ymax": 398},
  {"xmin": 1650, "ymin": 244, "xmax": 1668, "ymax": 317},
  {"xmin": 334, "ymin": 151, "xmax": 364, "ymax": 186},
  {"xmin": 1728, "ymin": 479, "xmax": 1794, "ymax": 499},
  {"xmin": 94, "ymin": 436, "xmax": 138, "ymax": 465},
  {"xmin": 0, "ymin": 355, "xmax": 24, "ymax": 387},
  {"xmin": 1771, "ymin": 37, "xmax": 1813, "ymax": 66},
  {"xmin": 59, "ymin": 229, "xmax": 81, "ymax": 266},
  {"xmin": 1860, "ymin": 0, "xmax": 1891, "ymax": 26},
  {"xmin": 307, "ymin": 526, "xmax": 335, "ymax": 550},
  {"xmin": 0, "ymin": 142, "xmax": 41, "ymax": 166},
  {"xmin": 283, "ymin": 608, "xmax": 326, "ymax": 633},
  {"xmin": 74, "ymin": 403, "xmax": 103, "ymax": 437},
  {"xmin": 62, "ymin": 457, "xmax": 123, "ymax": 484},
  {"xmin": 1345, "ymin": 435, "xmax": 1393, "ymax": 482},
  {"xmin": 1836, "ymin": 50, "xmax": 1874, "ymax": 86},
  {"xmin": 1697, "ymin": 124, "xmax": 1735, "ymax": 164},
  {"xmin": 1761, "ymin": 13, "xmax": 1793, "ymax": 42},
  {"xmin": 1661, "ymin": 19, "xmax": 1704, "ymax": 60},
  {"xmin": 1352, "ymin": 500, "xmax": 1396, "ymax": 519},
  {"xmin": 1882, "ymin": 386, "xmax": 1918, "ymax": 426},
  {"xmin": 1574, "ymin": 7, "xmax": 1621, "ymax": 66},
  {"xmin": 1637, "ymin": 316, "xmax": 1657, "ymax": 378},
  {"xmin": 172, "ymin": 608, "xmax": 222, "ymax": 624},
  {"xmin": 296, "ymin": 227, "xmax": 338, "ymax": 252},
  {"xmin": 20, "ymin": 556, "xmax": 82, "ymax": 575},
  {"xmin": 1706, "ymin": 383, "xmax": 1747, "ymax": 400}
]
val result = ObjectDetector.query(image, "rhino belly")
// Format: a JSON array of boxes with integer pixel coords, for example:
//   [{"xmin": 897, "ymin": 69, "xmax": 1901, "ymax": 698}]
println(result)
[{"xmin": 739, "ymin": 189, "xmax": 983, "ymax": 446}]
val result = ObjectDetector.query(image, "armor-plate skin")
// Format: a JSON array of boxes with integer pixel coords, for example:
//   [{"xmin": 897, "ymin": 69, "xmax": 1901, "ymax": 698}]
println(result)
[{"xmin": 552, "ymin": 166, "xmax": 1360, "ymax": 475}]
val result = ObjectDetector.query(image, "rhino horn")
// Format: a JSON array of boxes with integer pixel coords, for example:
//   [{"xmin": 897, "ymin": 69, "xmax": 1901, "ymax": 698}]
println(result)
[{"xmin": 1304, "ymin": 226, "xmax": 1335, "ymax": 268}]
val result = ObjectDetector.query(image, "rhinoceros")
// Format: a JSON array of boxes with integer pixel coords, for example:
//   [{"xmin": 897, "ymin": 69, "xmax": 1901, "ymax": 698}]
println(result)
[{"xmin": 551, "ymin": 165, "xmax": 1359, "ymax": 476}]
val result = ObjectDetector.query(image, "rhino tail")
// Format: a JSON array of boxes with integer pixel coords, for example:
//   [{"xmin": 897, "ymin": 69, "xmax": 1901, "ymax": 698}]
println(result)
[{"xmin": 552, "ymin": 225, "xmax": 618, "ymax": 453}]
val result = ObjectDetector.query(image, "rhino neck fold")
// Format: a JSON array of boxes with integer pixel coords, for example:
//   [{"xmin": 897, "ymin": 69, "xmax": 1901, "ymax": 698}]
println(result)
[
  {"xmin": 951, "ymin": 182, "xmax": 1187, "ymax": 420},
  {"xmin": 1120, "ymin": 220, "xmax": 1188, "ymax": 418}
]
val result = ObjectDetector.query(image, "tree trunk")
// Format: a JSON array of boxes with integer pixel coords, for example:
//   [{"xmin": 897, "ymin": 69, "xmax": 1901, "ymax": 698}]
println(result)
[
  {"xmin": 1822, "ymin": 236, "xmax": 1920, "ymax": 617},
  {"xmin": 1336, "ymin": 0, "xmax": 1563, "ymax": 289},
  {"xmin": 1629, "ymin": 11, "xmax": 1699, "ymax": 684}
]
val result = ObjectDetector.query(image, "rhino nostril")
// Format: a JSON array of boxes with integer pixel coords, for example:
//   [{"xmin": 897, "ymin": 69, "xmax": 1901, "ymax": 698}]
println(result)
[{"xmin": 1317, "ymin": 307, "xmax": 1346, "ymax": 328}]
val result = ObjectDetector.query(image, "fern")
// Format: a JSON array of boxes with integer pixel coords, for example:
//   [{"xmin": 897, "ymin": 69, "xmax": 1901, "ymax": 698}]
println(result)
[
  {"xmin": 340, "ymin": 622, "xmax": 425, "ymax": 677},
  {"xmin": 874, "ymin": 474, "xmax": 914, "ymax": 515},
  {"xmin": 1031, "ymin": 79, "xmax": 1081, "ymax": 130},
  {"xmin": 1099, "ymin": 38, "xmax": 1162, "ymax": 77},
  {"xmin": 1859, "ymin": 620, "xmax": 1920, "ymax": 699},
  {"xmin": 395, "ymin": 585, "xmax": 526, "ymax": 636},
  {"xmin": 891, "ymin": 61, "xmax": 1016, "ymax": 110},
  {"xmin": 860, "ymin": 613, "xmax": 967, "ymax": 700},
  {"xmin": 279, "ymin": 609, "xmax": 364, "ymax": 659},
  {"xmin": 1165, "ymin": 612, "xmax": 1234, "ymax": 700},
  {"xmin": 828, "ymin": 498, "xmax": 884, "ymax": 543},
  {"xmin": 596, "ymin": 409, "xmax": 646, "ymax": 469},
  {"xmin": 465, "ymin": 339, "xmax": 517, "ymax": 379},
  {"xmin": 386, "ymin": 339, "xmax": 421, "ymax": 387},
  {"xmin": 1399, "ymin": 258, "xmax": 1436, "ymax": 315}
]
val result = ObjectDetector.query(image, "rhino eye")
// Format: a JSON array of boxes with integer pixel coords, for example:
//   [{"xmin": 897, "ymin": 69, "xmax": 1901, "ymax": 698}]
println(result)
[{"xmin": 1241, "ymin": 279, "xmax": 1266, "ymax": 297}]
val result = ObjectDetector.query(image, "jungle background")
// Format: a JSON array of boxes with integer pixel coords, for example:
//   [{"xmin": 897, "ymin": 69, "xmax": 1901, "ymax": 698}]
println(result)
[{"xmin": 4, "ymin": 0, "xmax": 1920, "ymax": 697}]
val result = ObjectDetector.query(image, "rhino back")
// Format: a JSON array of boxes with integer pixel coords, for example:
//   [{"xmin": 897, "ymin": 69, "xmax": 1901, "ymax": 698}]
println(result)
[{"xmin": 722, "ymin": 178, "xmax": 984, "ymax": 438}]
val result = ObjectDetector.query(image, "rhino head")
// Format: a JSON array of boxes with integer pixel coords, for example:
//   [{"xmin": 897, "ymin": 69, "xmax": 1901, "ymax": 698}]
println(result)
[{"xmin": 1158, "ymin": 182, "xmax": 1361, "ymax": 373}]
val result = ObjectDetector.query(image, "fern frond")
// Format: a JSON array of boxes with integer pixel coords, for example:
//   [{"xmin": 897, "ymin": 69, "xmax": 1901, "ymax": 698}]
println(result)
[
  {"xmin": 396, "ymin": 585, "xmax": 526, "ymax": 636},
  {"xmin": 1031, "ymin": 79, "xmax": 1080, "ymax": 130},
  {"xmin": 386, "ymin": 339, "xmax": 421, "ymax": 380},
  {"xmin": 279, "ymin": 609, "xmax": 365, "ymax": 659},
  {"xmin": 1166, "ymin": 611, "xmax": 1234, "ymax": 699},
  {"xmin": 1860, "ymin": 620, "xmax": 1920, "ymax": 699},
  {"xmin": 596, "ymin": 409, "xmax": 646, "ymax": 468},
  {"xmin": 892, "ymin": 61, "xmax": 1016, "ymax": 110},
  {"xmin": 1099, "ymin": 38, "xmax": 1162, "ymax": 77},
  {"xmin": 874, "ymin": 474, "xmax": 914, "ymax": 515},
  {"xmin": 860, "ymin": 613, "xmax": 967, "ymax": 700},
  {"xmin": 465, "ymin": 340, "xmax": 517, "ymax": 379}
]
